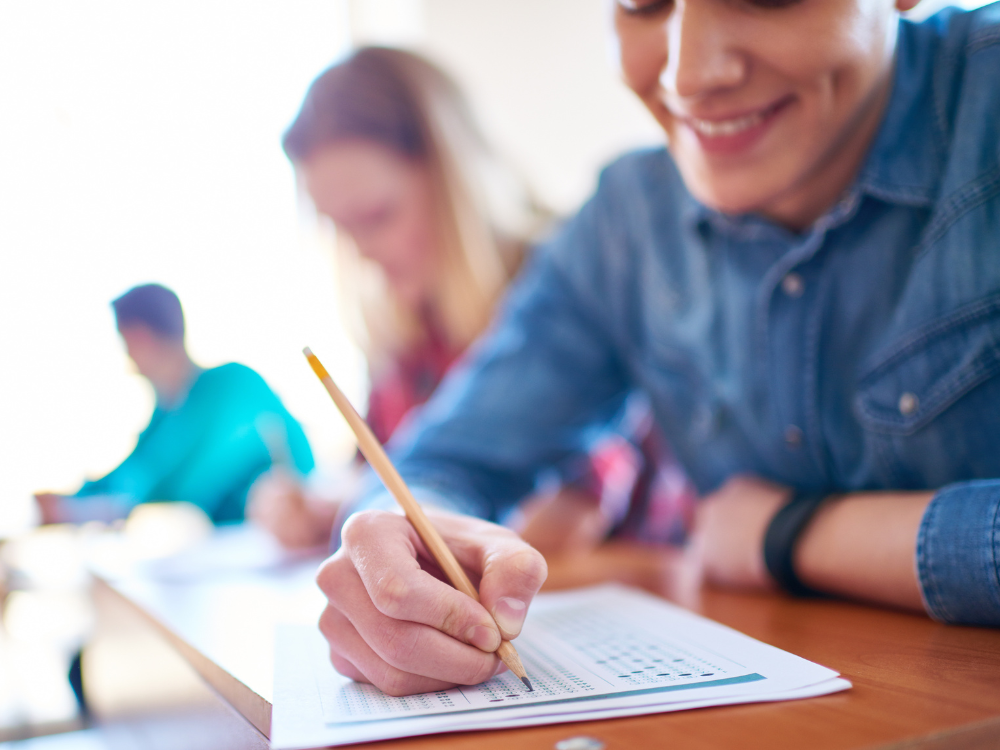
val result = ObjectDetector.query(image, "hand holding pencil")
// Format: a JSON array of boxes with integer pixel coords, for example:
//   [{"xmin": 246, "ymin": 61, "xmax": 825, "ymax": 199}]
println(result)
[{"xmin": 307, "ymin": 348, "xmax": 548, "ymax": 697}]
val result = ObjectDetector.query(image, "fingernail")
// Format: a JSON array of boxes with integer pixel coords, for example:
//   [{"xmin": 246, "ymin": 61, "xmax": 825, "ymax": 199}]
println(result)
[
  {"xmin": 467, "ymin": 624, "xmax": 500, "ymax": 652},
  {"xmin": 493, "ymin": 597, "xmax": 527, "ymax": 638}
]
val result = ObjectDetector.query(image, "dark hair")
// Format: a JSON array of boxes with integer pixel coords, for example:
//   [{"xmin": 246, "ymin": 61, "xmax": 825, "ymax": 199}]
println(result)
[
  {"xmin": 282, "ymin": 47, "xmax": 461, "ymax": 162},
  {"xmin": 112, "ymin": 284, "xmax": 185, "ymax": 340}
]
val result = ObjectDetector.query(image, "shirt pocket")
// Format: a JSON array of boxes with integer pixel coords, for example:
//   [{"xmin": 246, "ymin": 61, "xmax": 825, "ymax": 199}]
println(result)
[{"xmin": 854, "ymin": 292, "xmax": 1000, "ymax": 486}]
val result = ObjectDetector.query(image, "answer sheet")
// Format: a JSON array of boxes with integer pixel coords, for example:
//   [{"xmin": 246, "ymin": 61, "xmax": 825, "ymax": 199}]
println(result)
[{"xmin": 272, "ymin": 584, "xmax": 850, "ymax": 749}]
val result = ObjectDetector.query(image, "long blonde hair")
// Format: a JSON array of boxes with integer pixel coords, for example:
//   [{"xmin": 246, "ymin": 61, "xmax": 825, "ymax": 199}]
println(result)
[{"xmin": 283, "ymin": 47, "xmax": 548, "ymax": 374}]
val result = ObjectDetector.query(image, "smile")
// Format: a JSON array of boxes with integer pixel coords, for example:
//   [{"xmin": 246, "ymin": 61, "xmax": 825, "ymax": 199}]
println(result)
[
  {"xmin": 671, "ymin": 95, "xmax": 796, "ymax": 156},
  {"xmin": 689, "ymin": 111, "xmax": 765, "ymax": 137},
  {"xmin": 685, "ymin": 97, "xmax": 792, "ymax": 138}
]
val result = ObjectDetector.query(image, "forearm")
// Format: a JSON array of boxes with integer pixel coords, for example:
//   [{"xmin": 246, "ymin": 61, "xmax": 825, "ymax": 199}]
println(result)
[
  {"xmin": 59, "ymin": 494, "xmax": 134, "ymax": 523},
  {"xmin": 703, "ymin": 477, "xmax": 1000, "ymax": 625},
  {"xmin": 794, "ymin": 491, "xmax": 934, "ymax": 612},
  {"xmin": 349, "ymin": 247, "xmax": 629, "ymax": 528}
]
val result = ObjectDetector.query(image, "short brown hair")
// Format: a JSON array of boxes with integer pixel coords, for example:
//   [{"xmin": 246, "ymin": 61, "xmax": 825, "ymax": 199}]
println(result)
[{"xmin": 112, "ymin": 283, "xmax": 184, "ymax": 340}]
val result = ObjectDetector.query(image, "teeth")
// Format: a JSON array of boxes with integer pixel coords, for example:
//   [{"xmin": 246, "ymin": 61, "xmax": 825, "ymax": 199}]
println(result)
[{"xmin": 688, "ymin": 110, "xmax": 765, "ymax": 137}]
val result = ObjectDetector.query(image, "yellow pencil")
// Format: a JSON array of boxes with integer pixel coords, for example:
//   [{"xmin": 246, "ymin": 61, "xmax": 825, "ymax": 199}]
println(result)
[{"xmin": 303, "ymin": 347, "xmax": 533, "ymax": 692}]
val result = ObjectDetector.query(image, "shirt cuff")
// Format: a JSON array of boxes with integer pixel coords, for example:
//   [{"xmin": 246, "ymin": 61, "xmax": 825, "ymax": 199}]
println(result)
[{"xmin": 916, "ymin": 479, "xmax": 1000, "ymax": 626}]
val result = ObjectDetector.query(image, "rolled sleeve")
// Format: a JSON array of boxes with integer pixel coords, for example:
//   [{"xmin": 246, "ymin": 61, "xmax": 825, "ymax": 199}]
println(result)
[{"xmin": 916, "ymin": 479, "xmax": 1000, "ymax": 626}]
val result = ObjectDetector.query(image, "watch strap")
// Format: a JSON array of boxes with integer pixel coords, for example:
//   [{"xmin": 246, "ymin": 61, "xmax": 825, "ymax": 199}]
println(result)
[{"xmin": 763, "ymin": 491, "xmax": 829, "ymax": 597}]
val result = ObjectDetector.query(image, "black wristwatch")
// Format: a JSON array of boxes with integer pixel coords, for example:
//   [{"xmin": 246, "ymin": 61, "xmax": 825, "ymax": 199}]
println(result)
[{"xmin": 763, "ymin": 491, "xmax": 830, "ymax": 597}]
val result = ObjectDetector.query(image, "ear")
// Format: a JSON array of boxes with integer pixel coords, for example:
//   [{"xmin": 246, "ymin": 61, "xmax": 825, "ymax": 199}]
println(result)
[{"xmin": 895, "ymin": 0, "xmax": 921, "ymax": 12}]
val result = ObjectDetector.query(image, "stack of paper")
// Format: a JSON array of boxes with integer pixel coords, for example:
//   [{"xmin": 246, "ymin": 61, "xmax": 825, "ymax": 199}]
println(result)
[{"xmin": 271, "ymin": 584, "xmax": 849, "ymax": 749}]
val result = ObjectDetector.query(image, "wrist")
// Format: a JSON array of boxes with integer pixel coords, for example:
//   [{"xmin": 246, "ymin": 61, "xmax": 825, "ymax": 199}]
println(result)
[{"xmin": 792, "ymin": 491, "xmax": 932, "ymax": 609}]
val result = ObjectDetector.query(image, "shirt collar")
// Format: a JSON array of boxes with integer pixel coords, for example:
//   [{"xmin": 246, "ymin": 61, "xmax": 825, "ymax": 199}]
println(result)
[{"xmin": 854, "ymin": 17, "xmax": 946, "ymax": 209}]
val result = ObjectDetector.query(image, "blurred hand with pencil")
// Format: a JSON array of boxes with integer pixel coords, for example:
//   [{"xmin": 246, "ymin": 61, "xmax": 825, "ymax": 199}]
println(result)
[{"xmin": 247, "ymin": 470, "xmax": 340, "ymax": 550}]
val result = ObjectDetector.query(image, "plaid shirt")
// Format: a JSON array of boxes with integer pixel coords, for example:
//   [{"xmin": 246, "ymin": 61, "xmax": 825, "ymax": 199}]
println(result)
[{"xmin": 367, "ymin": 323, "xmax": 696, "ymax": 544}]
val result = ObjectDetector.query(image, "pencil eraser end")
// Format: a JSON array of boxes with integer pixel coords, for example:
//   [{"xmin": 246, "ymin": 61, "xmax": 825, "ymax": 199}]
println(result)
[{"xmin": 303, "ymin": 349, "xmax": 331, "ymax": 380}]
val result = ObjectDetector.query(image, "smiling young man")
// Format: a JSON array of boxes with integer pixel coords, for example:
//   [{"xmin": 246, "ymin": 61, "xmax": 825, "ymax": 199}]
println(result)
[{"xmin": 313, "ymin": 0, "xmax": 1000, "ymax": 696}]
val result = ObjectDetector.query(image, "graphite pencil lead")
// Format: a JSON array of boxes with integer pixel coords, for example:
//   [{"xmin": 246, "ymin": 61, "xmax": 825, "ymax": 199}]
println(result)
[{"xmin": 521, "ymin": 676, "xmax": 533, "ymax": 692}]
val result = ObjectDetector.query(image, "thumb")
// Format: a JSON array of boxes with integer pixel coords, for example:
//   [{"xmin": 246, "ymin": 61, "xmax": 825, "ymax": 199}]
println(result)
[
  {"xmin": 424, "ymin": 510, "xmax": 548, "ymax": 641},
  {"xmin": 475, "ymin": 534, "xmax": 548, "ymax": 640}
]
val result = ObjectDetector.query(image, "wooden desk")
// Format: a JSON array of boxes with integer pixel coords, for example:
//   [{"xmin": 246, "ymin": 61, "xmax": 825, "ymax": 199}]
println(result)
[{"xmin": 94, "ymin": 540, "xmax": 1000, "ymax": 750}]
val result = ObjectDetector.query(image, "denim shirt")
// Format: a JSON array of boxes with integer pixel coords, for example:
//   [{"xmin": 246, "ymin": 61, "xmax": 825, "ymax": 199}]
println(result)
[{"xmin": 357, "ymin": 6, "xmax": 1000, "ymax": 626}]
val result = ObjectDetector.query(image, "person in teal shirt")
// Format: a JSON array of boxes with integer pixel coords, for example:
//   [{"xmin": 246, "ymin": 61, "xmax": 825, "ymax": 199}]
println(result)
[{"xmin": 35, "ymin": 284, "xmax": 314, "ymax": 525}]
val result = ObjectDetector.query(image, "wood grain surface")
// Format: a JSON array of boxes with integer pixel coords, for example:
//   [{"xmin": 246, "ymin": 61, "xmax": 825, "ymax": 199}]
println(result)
[{"xmin": 97, "ymin": 540, "xmax": 1000, "ymax": 750}]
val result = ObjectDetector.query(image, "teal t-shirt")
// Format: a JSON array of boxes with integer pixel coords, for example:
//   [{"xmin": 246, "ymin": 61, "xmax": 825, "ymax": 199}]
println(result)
[{"xmin": 72, "ymin": 362, "xmax": 314, "ymax": 524}]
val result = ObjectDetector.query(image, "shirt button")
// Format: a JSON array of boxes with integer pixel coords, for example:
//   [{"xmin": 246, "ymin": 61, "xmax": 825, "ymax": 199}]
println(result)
[
  {"xmin": 898, "ymin": 392, "xmax": 919, "ymax": 416},
  {"xmin": 784, "ymin": 425, "xmax": 803, "ymax": 449},
  {"xmin": 781, "ymin": 272, "xmax": 805, "ymax": 298}
]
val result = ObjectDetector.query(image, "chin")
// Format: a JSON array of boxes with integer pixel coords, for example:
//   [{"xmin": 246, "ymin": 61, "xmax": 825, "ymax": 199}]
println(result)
[
  {"xmin": 686, "ymin": 180, "xmax": 764, "ymax": 217},
  {"xmin": 674, "ymin": 144, "xmax": 804, "ymax": 219},
  {"xmin": 390, "ymin": 284, "xmax": 426, "ymax": 311}
]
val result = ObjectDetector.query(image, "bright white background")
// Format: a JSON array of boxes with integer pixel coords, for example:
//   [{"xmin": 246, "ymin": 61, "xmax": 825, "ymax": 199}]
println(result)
[{"xmin": 0, "ymin": 1, "xmax": 363, "ymax": 535}]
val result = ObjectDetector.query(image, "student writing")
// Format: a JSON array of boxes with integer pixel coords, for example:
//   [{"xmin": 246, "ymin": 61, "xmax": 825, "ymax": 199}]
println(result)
[
  {"xmin": 311, "ymin": 0, "xmax": 1000, "ymax": 698},
  {"xmin": 35, "ymin": 284, "xmax": 314, "ymax": 525}
]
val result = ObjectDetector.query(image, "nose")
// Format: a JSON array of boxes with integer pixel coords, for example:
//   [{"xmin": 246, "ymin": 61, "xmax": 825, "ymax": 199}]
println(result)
[{"xmin": 660, "ymin": 0, "xmax": 746, "ymax": 100}]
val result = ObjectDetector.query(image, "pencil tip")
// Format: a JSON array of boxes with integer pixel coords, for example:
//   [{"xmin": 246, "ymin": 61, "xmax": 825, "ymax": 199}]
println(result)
[
  {"xmin": 302, "ymin": 347, "xmax": 313, "ymax": 357},
  {"xmin": 521, "ymin": 676, "xmax": 533, "ymax": 692}
]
